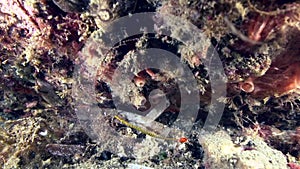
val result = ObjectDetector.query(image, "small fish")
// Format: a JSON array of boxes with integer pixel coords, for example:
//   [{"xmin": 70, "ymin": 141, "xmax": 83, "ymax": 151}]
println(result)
[{"xmin": 114, "ymin": 115, "xmax": 188, "ymax": 143}]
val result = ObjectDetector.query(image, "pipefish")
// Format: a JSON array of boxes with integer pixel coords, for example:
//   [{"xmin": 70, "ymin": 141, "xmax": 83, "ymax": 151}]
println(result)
[{"xmin": 114, "ymin": 115, "xmax": 188, "ymax": 143}]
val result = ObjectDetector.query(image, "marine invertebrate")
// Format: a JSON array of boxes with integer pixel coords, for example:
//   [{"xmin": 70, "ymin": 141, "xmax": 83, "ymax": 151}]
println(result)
[
  {"xmin": 225, "ymin": 0, "xmax": 300, "ymax": 55},
  {"xmin": 246, "ymin": 0, "xmax": 300, "ymax": 42},
  {"xmin": 239, "ymin": 42, "xmax": 300, "ymax": 99},
  {"xmin": 236, "ymin": 3, "xmax": 300, "ymax": 99},
  {"xmin": 239, "ymin": 61, "xmax": 300, "ymax": 99}
]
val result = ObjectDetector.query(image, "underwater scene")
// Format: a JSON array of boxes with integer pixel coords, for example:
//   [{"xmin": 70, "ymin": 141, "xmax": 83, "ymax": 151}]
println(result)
[{"xmin": 0, "ymin": 0, "xmax": 300, "ymax": 168}]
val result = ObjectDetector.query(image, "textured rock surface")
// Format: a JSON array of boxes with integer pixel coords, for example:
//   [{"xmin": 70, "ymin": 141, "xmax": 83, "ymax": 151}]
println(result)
[{"xmin": 200, "ymin": 131, "xmax": 288, "ymax": 169}]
